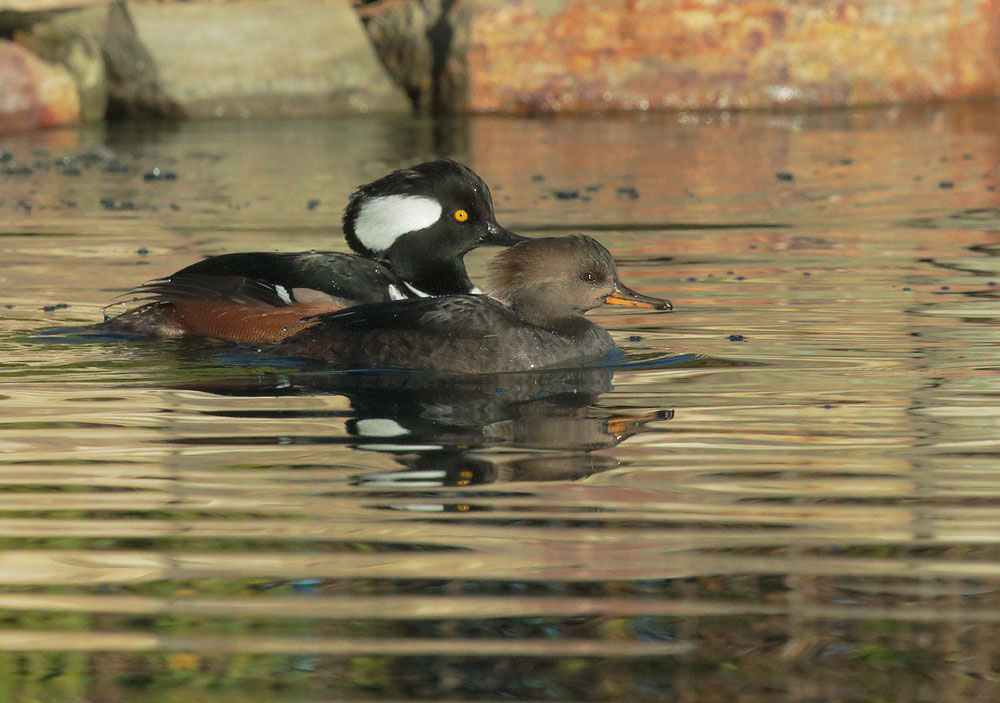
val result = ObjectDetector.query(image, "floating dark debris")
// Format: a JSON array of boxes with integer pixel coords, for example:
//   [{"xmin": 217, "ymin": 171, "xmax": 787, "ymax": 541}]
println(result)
[
  {"xmin": 553, "ymin": 189, "xmax": 579, "ymax": 200},
  {"xmin": 74, "ymin": 145, "xmax": 118, "ymax": 163},
  {"xmin": 100, "ymin": 198, "xmax": 136, "ymax": 211},
  {"xmin": 143, "ymin": 168, "xmax": 177, "ymax": 181}
]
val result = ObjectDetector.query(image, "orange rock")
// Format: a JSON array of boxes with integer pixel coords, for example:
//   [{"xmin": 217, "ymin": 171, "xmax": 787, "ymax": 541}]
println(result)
[
  {"xmin": 465, "ymin": 0, "xmax": 1000, "ymax": 113},
  {"xmin": 0, "ymin": 39, "xmax": 79, "ymax": 133}
]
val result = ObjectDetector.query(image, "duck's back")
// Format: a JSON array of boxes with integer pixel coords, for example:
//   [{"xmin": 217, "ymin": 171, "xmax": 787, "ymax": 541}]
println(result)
[
  {"xmin": 170, "ymin": 251, "xmax": 401, "ymax": 304},
  {"xmin": 278, "ymin": 295, "xmax": 615, "ymax": 373}
]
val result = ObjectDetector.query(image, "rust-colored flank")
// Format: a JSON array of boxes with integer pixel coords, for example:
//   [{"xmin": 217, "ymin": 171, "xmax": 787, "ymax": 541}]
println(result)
[{"xmin": 167, "ymin": 301, "xmax": 339, "ymax": 343}]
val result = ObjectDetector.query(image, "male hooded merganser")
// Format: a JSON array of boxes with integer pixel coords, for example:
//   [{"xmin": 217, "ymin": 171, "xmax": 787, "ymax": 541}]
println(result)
[
  {"xmin": 102, "ymin": 160, "xmax": 525, "ymax": 342},
  {"xmin": 274, "ymin": 234, "xmax": 672, "ymax": 373}
]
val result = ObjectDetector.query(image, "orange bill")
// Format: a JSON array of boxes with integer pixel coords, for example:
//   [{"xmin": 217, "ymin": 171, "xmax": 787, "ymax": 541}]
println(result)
[{"xmin": 605, "ymin": 281, "xmax": 672, "ymax": 310}]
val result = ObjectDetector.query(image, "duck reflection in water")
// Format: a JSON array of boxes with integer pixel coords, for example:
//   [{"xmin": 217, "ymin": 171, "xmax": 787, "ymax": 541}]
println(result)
[{"xmin": 183, "ymin": 365, "xmax": 672, "ymax": 488}]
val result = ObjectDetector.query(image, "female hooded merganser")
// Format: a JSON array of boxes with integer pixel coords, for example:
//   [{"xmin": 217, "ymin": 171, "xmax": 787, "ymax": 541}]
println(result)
[
  {"xmin": 102, "ymin": 160, "xmax": 524, "ymax": 342},
  {"xmin": 274, "ymin": 234, "xmax": 672, "ymax": 373}
]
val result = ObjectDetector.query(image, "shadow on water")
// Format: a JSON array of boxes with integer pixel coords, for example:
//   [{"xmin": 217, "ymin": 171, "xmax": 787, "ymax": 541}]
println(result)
[{"xmin": 177, "ymin": 365, "xmax": 674, "ymax": 488}]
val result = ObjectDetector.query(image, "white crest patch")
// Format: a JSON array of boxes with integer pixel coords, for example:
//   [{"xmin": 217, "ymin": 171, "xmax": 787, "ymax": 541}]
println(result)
[{"xmin": 355, "ymin": 195, "xmax": 442, "ymax": 252}]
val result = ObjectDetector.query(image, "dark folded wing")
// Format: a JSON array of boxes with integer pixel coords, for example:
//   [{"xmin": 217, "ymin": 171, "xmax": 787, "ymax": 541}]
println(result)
[
  {"xmin": 305, "ymin": 295, "xmax": 503, "ymax": 334},
  {"xmin": 174, "ymin": 251, "xmax": 400, "ymax": 303},
  {"xmin": 116, "ymin": 274, "xmax": 291, "ymax": 308}
]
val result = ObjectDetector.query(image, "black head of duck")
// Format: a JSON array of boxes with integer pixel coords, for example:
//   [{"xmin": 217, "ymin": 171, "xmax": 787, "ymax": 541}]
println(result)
[{"xmin": 343, "ymin": 159, "xmax": 525, "ymax": 296}]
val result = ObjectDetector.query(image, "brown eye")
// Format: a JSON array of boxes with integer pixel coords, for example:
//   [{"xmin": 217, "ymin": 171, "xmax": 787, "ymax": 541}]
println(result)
[
  {"xmin": 454, "ymin": 209, "xmax": 469, "ymax": 222},
  {"xmin": 581, "ymin": 270, "xmax": 597, "ymax": 283}
]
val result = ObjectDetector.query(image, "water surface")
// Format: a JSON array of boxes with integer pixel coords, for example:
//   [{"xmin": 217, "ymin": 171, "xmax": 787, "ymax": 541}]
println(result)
[{"xmin": 1, "ymin": 104, "xmax": 999, "ymax": 701}]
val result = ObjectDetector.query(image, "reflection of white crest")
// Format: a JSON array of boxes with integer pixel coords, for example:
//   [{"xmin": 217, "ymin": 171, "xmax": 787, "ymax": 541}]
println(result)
[
  {"xmin": 355, "ymin": 195, "xmax": 442, "ymax": 252},
  {"xmin": 355, "ymin": 418, "xmax": 411, "ymax": 437}
]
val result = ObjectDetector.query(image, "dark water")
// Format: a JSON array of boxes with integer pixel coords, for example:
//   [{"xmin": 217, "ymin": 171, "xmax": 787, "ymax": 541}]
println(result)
[{"xmin": 1, "ymin": 103, "xmax": 1000, "ymax": 701}]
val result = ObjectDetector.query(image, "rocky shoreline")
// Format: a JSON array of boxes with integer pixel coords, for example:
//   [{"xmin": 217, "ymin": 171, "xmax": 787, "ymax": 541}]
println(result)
[{"xmin": 1, "ymin": 0, "xmax": 999, "ymax": 134}]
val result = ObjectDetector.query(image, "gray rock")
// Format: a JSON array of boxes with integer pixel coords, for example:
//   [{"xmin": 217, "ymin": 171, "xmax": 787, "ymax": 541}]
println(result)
[
  {"xmin": 12, "ymin": 1, "xmax": 179, "ymax": 122},
  {"xmin": 358, "ymin": 0, "xmax": 472, "ymax": 115},
  {"xmin": 0, "ymin": 0, "xmax": 110, "ymax": 33},
  {"xmin": 358, "ymin": 0, "xmax": 437, "ymax": 114},
  {"xmin": 101, "ymin": 1, "xmax": 180, "ymax": 119},
  {"xmin": 128, "ymin": 0, "xmax": 409, "ymax": 118}
]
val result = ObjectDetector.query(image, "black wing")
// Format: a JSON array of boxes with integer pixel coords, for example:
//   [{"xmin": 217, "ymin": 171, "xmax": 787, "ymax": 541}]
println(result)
[
  {"xmin": 173, "ymin": 251, "xmax": 402, "ymax": 304},
  {"xmin": 117, "ymin": 274, "xmax": 291, "ymax": 307}
]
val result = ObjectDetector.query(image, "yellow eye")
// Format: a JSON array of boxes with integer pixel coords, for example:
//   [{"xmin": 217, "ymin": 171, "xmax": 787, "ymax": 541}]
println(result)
[{"xmin": 454, "ymin": 209, "xmax": 469, "ymax": 222}]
